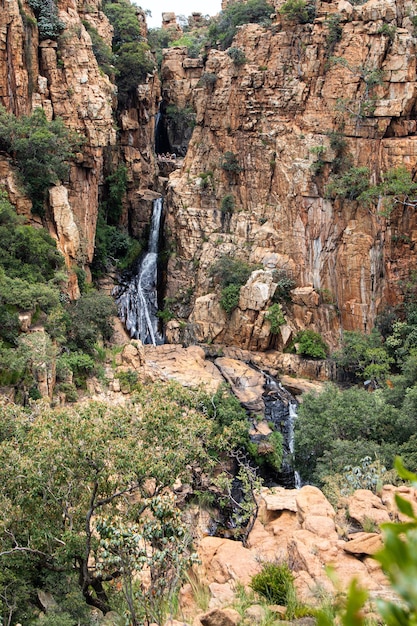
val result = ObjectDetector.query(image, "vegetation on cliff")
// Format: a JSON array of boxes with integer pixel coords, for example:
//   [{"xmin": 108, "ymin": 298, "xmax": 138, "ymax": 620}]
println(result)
[{"xmin": 0, "ymin": 106, "xmax": 82, "ymax": 216}]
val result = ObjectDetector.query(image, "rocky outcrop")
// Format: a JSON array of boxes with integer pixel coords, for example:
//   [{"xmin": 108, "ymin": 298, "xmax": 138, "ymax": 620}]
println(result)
[
  {"xmin": 186, "ymin": 483, "xmax": 415, "ymax": 614},
  {"xmin": 163, "ymin": 0, "xmax": 417, "ymax": 350}
]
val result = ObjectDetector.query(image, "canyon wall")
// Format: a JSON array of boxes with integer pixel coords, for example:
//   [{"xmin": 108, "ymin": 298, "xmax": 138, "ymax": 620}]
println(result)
[
  {"xmin": 0, "ymin": 0, "xmax": 159, "ymax": 296},
  {"xmin": 162, "ymin": 0, "xmax": 417, "ymax": 350}
]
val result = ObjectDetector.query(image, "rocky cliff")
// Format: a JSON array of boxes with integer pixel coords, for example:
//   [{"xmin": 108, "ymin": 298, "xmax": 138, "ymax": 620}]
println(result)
[
  {"xmin": 161, "ymin": 0, "xmax": 417, "ymax": 350},
  {"xmin": 0, "ymin": 0, "xmax": 159, "ymax": 297},
  {"xmin": 2, "ymin": 0, "xmax": 417, "ymax": 351}
]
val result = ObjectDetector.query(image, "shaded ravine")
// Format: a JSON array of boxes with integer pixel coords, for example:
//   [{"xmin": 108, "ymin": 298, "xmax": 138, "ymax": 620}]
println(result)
[{"xmin": 116, "ymin": 197, "xmax": 164, "ymax": 345}]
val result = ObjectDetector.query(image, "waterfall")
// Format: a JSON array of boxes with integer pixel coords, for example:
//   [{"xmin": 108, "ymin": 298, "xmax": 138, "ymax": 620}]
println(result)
[
  {"xmin": 263, "ymin": 374, "xmax": 299, "ymax": 488},
  {"xmin": 116, "ymin": 197, "xmax": 164, "ymax": 346}
]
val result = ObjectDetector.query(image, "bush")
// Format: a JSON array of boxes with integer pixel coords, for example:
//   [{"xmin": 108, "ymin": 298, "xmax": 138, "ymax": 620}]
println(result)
[
  {"xmin": 208, "ymin": 0, "xmax": 273, "ymax": 50},
  {"xmin": 220, "ymin": 284, "xmax": 241, "ymax": 314},
  {"xmin": 295, "ymin": 329, "xmax": 328, "ymax": 358},
  {"xmin": 220, "ymin": 194, "xmax": 235, "ymax": 214},
  {"xmin": 251, "ymin": 562, "xmax": 295, "ymax": 605},
  {"xmin": 67, "ymin": 291, "xmax": 116, "ymax": 354},
  {"xmin": 82, "ymin": 20, "xmax": 114, "ymax": 76},
  {"xmin": 210, "ymin": 256, "xmax": 255, "ymax": 288},
  {"xmin": 227, "ymin": 47, "xmax": 247, "ymax": 65},
  {"xmin": 114, "ymin": 41, "xmax": 155, "ymax": 106},
  {"xmin": 265, "ymin": 303, "xmax": 285, "ymax": 333},
  {"xmin": 0, "ymin": 106, "xmax": 82, "ymax": 215},
  {"xmin": 279, "ymin": 0, "xmax": 316, "ymax": 23},
  {"xmin": 272, "ymin": 269, "xmax": 296, "ymax": 301},
  {"xmin": 199, "ymin": 72, "xmax": 218, "ymax": 88},
  {"xmin": 220, "ymin": 151, "xmax": 242, "ymax": 174},
  {"xmin": 325, "ymin": 166, "xmax": 370, "ymax": 201}
]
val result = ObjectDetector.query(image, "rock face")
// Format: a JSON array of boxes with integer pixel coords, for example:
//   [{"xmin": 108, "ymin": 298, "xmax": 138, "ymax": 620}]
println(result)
[
  {"xmin": 162, "ymin": 0, "xmax": 417, "ymax": 350},
  {"xmin": 0, "ymin": 0, "xmax": 159, "ymax": 297}
]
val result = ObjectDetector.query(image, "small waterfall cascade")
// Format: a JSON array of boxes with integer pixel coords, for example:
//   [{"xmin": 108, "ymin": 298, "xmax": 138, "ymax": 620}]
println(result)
[
  {"xmin": 263, "ymin": 375, "xmax": 299, "ymax": 488},
  {"xmin": 116, "ymin": 197, "xmax": 164, "ymax": 345}
]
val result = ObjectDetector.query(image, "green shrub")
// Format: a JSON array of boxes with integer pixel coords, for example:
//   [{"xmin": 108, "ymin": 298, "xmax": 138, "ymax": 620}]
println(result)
[
  {"xmin": 220, "ymin": 151, "xmax": 242, "ymax": 174},
  {"xmin": 102, "ymin": 0, "xmax": 155, "ymax": 106},
  {"xmin": 57, "ymin": 382, "xmax": 78, "ymax": 402},
  {"xmin": 0, "ymin": 106, "xmax": 82, "ymax": 215},
  {"xmin": 114, "ymin": 41, "xmax": 155, "ymax": 106},
  {"xmin": 210, "ymin": 256, "xmax": 255, "ymax": 288},
  {"xmin": 67, "ymin": 291, "xmax": 116, "ymax": 354},
  {"xmin": 28, "ymin": 0, "xmax": 64, "ymax": 40},
  {"xmin": 227, "ymin": 47, "xmax": 247, "ymax": 65},
  {"xmin": 82, "ymin": 20, "xmax": 114, "ymax": 76},
  {"xmin": 220, "ymin": 284, "xmax": 241, "ymax": 314},
  {"xmin": 247, "ymin": 431, "xmax": 284, "ymax": 471},
  {"xmin": 208, "ymin": 0, "xmax": 273, "ymax": 50},
  {"xmin": 251, "ymin": 562, "xmax": 295, "ymax": 605},
  {"xmin": 220, "ymin": 194, "xmax": 235, "ymax": 214},
  {"xmin": 279, "ymin": 0, "xmax": 316, "ymax": 23},
  {"xmin": 295, "ymin": 329, "xmax": 328, "ymax": 358},
  {"xmin": 325, "ymin": 166, "xmax": 370, "ymax": 201},
  {"xmin": 272, "ymin": 269, "xmax": 296, "ymax": 301},
  {"xmin": 199, "ymin": 72, "xmax": 218, "ymax": 88},
  {"xmin": 103, "ymin": 164, "xmax": 128, "ymax": 224},
  {"xmin": 325, "ymin": 13, "xmax": 342, "ymax": 56},
  {"xmin": 265, "ymin": 303, "xmax": 285, "ymax": 333}
]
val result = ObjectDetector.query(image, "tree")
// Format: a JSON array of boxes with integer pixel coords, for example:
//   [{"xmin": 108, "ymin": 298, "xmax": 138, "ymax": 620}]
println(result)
[{"xmin": 0, "ymin": 382, "xmax": 260, "ymax": 621}]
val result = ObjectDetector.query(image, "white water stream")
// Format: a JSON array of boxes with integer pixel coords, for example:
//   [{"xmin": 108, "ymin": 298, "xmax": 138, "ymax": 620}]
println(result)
[{"xmin": 116, "ymin": 197, "xmax": 163, "ymax": 345}]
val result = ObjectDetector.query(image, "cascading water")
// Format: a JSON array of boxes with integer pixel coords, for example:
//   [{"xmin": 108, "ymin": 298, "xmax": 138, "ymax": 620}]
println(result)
[
  {"xmin": 262, "ymin": 375, "xmax": 299, "ymax": 488},
  {"xmin": 116, "ymin": 197, "xmax": 164, "ymax": 345}
]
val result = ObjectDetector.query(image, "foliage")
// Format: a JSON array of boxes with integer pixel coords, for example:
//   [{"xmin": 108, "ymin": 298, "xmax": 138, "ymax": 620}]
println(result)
[
  {"xmin": 28, "ymin": 0, "xmax": 64, "ymax": 40},
  {"xmin": 220, "ymin": 193, "xmax": 235, "ymax": 214},
  {"xmin": 265, "ymin": 303, "xmax": 285, "ymax": 334},
  {"xmin": 294, "ymin": 384, "xmax": 407, "ymax": 483},
  {"xmin": 169, "ymin": 32, "xmax": 207, "ymax": 58},
  {"xmin": 82, "ymin": 20, "xmax": 114, "ymax": 76},
  {"xmin": 208, "ymin": 0, "xmax": 273, "ymax": 49},
  {"xmin": 279, "ymin": 0, "xmax": 316, "ymax": 23},
  {"xmin": 358, "ymin": 166, "xmax": 417, "ymax": 217},
  {"xmin": 272, "ymin": 269, "xmax": 296, "ymax": 301},
  {"xmin": 199, "ymin": 72, "xmax": 218, "ymax": 88},
  {"xmin": 0, "ymin": 382, "xmax": 259, "ymax": 619},
  {"xmin": 97, "ymin": 494, "xmax": 196, "ymax": 625},
  {"xmin": 114, "ymin": 41, "xmax": 155, "ymax": 106},
  {"xmin": 220, "ymin": 151, "xmax": 242, "ymax": 174},
  {"xmin": 377, "ymin": 23, "xmax": 397, "ymax": 41},
  {"xmin": 227, "ymin": 47, "xmax": 247, "ymax": 65},
  {"xmin": 333, "ymin": 329, "xmax": 392, "ymax": 383},
  {"xmin": 251, "ymin": 562, "xmax": 295, "ymax": 606},
  {"xmin": 0, "ymin": 106, "xmax": 82, "ymax": 214},
  {"xmin": 220, "ymin": 284, "xmax": 241, "ymax": 314},
  {"xmin": 325, "ymin": 166, "xmax": 370, "ymax": 201},
  {"xmin": 295, "ymin": 329, "xmax": 328, "ymax": 359},
  {"xmin": 325, "ymin": 13, "xmax": 343, "ymax": 56},
  {"xmin": 0, "ymin": 193, "xmax": 63, "ymax": 282},
  {"xmin": 102, "ymin": 0, "xmax": 155, "ymax": 106},
  {"xmin": 92, "ymin": 210, "xmax": 142, "ymax": 277},
  {"xmin": 210, "ymin": 255, "xmax": 256, "ymax": 288},
  {"xmin": 66, "ymin": 290, "xmax": 116, "ymax": 354},
  {"xmin": 247, "ymin": 431, "xmax": 284, "ymax": 472},
  {"xmin": 103, "ymin": 164, "xmax": 128, "ymax": 224}
]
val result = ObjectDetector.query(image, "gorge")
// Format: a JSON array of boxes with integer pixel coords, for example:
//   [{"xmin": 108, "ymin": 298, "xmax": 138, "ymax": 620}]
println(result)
[{"xmin": 2, "ymin": 0, "xmax": 417, "ymax": 623}]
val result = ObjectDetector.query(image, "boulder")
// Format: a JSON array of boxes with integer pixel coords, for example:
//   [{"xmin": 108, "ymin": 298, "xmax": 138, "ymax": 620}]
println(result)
[
  {"xmin": 214, "ymin": 357, "xmax": 265, "ymax": 412},
  {"xmin": 199, "ymin": 608, "xmax": 241, "ymax": 626},
  {"xmin": 347, "ymin": 490, "xmax": 391, "ymax": 526},
  {"xmin": 343, "ymin": 532, "xmax": 383, "ymax": 555},
  {"xmin": 197, "ymin": 537, "xmax": 262, "ymax": 587}
]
